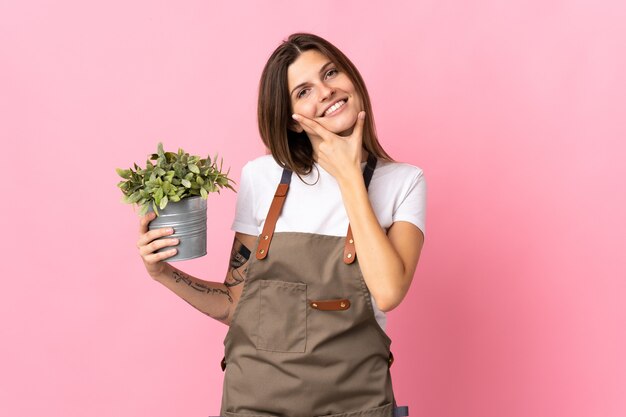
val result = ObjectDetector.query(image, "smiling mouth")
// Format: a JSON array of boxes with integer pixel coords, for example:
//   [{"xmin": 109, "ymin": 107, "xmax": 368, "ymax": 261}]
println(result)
[{"xmin": 322, "ymin": 99, "xmax": 348, "ymax": 117}]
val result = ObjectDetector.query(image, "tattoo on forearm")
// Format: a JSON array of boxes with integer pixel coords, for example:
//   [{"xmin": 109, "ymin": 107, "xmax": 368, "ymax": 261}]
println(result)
[
  {"xmin": 172, "ymin": 270, "xmax": 233, "ymax": 303},
  {"xmin": 230, "ymin": 238, "xmax": 251, "ymax": 268},
  {"xmin": 225, "ymin": 237, "xmax": 251, "ymax": 288}
]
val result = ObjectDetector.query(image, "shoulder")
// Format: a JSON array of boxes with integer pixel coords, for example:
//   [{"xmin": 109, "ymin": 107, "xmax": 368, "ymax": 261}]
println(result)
[
  {"xmin": 233, "ymin": 155, "xmax": 283, "ymax": 232},
  {"xmin": 242, "ymin": 154, "xmax": 282, "ymax": 175},
  {"xmin": 371, "ymin": 159, "xmax": 427, "ymax": 235},
  {"xmin": 240, "ymin": 155, "xmax": 283, "ymax": 184},
  {"xmin": 238, "ymin": 155, "xmax": 286, "ymax": 199},
  {"xmin": 368, "ymin": 159, "xmax": 427, "ymax": 217},
  {"xmin": 373, "ymin": 159, "xmax": 425, "ymax": 185}
]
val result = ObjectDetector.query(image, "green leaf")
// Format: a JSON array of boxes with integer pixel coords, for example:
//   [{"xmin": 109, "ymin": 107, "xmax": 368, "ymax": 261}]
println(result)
[
  {"xmin": 188, "ymin": 164, "xmax": 200, "ymax": 174},
  {"xmin": 200, "ymin": 187, "xmax": 208, "ymax": 199},
  {"xmin": 181, "ymin": 179, "xmax": 191, "ymax": 188},
  {"xmin": 159, "ymin": 195, "xmax": 168, "ymax": 210},
  {"xmin": 138, "ymin": 204, "xmax": 149, "ymax": 216},
  {"xmin": 196, "ymin": 176, "xmax": 204, "ymax": 185},
  {"xmin": 116, "ymin": 168, "xmax": 132, "ymax": 179},
  {"xmin": 127, "ymin": 191, "xmax": 142, "ymax": 204}
]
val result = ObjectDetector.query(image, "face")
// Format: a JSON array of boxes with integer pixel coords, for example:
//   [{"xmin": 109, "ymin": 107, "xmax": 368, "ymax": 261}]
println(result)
[{"xmin": 287, "ymin": 49, "xmax": 363, "ymax": 137}]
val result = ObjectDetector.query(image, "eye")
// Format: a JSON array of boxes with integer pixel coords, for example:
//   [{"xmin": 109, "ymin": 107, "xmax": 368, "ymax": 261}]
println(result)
[
  {"xmin": 325, "ymin": 68, "xmax": 338, "ymax": 79},
  {"xmin": 297, "ymin": 88, "xmax": 310, "ymax": 99}
]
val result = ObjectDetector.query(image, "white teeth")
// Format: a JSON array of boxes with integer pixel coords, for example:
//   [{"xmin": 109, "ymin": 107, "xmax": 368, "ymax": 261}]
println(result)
[{"xmin": 324, "ymin": 100, "xmax": 346, "ymax": 116}]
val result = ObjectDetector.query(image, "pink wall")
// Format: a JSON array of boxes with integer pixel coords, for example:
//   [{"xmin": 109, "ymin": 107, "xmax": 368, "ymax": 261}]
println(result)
[{"xmin": 1, "ymin": 1, "xmax": 624, "ymax": 416}]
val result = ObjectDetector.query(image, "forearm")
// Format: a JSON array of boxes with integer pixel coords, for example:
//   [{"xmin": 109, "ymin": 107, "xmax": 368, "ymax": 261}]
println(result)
[
  {"xmin": 153, "ymin": 263, "xmax": 234, "ymax": 324},
  {"xmin": 338, "ymin": 173, "xmax": 407, "ymax": 312},
  {"xmin": 293, "ymin": 111, "xmax": 417, "ymax": 311}
]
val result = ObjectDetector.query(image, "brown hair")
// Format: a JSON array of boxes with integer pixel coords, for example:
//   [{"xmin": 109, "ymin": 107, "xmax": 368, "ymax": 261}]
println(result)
[{"xmin": 257, "ymin": 33, "xmax": 393, "ymax": 176}]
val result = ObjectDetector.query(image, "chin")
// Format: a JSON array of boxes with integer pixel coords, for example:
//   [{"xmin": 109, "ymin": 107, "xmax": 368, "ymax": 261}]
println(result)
[
  {"xmin": 321, "ymin": 115, "xmax": 358, "ymax": 136},
  {"xmin": 335, "ymin": 121, "xmax": 358, "ymax": 136}
]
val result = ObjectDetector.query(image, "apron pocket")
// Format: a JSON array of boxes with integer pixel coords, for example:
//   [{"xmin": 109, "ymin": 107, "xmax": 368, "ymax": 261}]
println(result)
[
  {"xmin": 255, "ymin": 280, "xmax": 307, "ymax": 353},
  {"xmin": 315, "ymin": 403, "xmax": 393, "ymax": 417}
]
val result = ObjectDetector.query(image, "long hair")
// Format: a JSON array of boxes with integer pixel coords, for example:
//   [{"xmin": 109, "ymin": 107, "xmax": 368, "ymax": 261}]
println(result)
[{"xmin": 257, "ymin": 33, "xmax": 393, "ymax": 176}]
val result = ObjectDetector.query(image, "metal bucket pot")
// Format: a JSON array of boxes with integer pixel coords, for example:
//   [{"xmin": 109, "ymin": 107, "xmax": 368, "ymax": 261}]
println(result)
[{"xmin": 147, "ymin": 196, "xmax": 207, "ymax": 262}]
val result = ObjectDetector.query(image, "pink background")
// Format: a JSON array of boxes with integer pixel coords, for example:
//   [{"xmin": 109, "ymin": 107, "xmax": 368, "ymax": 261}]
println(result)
[{"xmin": 1, "ymin": 1, "xmax": 624, "ymax": 416}]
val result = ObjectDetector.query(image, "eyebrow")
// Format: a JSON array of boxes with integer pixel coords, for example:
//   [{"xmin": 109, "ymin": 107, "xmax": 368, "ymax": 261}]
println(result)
[{"xmin": 290, "ymin": 61, "xmax": 334, "ymax": 97}]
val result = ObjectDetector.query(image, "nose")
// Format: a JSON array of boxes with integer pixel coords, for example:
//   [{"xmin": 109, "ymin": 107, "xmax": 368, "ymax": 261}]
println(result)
[{"xmin": 318, "ymin": 82, "xmax": 335, "ymax": 102}]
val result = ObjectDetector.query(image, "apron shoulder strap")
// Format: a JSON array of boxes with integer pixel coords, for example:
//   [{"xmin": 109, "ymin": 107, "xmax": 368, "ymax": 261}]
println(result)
[
  {"xmin": 255, "ymin": 168, "xmax": 292, "ymax": 260},
  {"xmin": 256, "ymin": 154, "xmax": 377, "ymax": 262}
]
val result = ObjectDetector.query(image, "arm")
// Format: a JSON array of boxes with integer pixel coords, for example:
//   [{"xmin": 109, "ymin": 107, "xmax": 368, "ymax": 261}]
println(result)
[
  {"xmin": 336, "ymin": 175, "xmax": 424, "ymax": 312},
  {"xmin": 292, "ymin": 111, "xmax": 424, "ymax": 312},
  {"xmin": 137, "ymin": 211, "xmax": 256, "ymax": 325}
]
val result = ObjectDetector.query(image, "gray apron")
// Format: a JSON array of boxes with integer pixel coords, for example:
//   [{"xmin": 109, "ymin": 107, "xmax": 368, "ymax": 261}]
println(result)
[{"xmin": 218, "ymin": 155, "xmax": 409, "ymax": 417}]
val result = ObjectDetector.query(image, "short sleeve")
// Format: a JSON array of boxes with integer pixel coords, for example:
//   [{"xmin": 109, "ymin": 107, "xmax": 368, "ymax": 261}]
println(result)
[
  {"xmin": 230, "ymin": 162, "xmax": 260, "ymax": 236},
  {"xmin": 392, "ymin": 169, "xmax": 427, "ymax": 237}
]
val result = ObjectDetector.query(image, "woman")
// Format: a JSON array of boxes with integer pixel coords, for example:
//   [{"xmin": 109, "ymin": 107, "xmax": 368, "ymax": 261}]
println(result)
[{"xmin": 136, "ymin": 33, "xmax": 426, "ymax": 417}]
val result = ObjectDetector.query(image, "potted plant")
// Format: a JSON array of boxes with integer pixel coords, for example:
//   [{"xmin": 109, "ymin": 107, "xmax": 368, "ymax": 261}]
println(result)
[{"xmin": 116, "ymin": 142, "xmax": 235, "ymax": 261}]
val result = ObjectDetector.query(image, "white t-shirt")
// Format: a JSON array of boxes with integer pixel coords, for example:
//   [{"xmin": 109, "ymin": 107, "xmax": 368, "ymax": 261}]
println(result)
[{"xmin": 231, "ymin": 154, "xmax": 427, "ymax": 332}]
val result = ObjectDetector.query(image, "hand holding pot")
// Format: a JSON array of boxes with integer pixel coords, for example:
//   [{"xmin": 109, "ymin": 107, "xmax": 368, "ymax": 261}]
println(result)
[{"xmin": 137, "ymin": 212, "xmax": 178, "ymax": 279}]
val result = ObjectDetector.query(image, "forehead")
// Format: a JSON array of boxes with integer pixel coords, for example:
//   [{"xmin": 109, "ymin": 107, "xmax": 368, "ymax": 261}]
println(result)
[{"xmin": 287, "ymin": 49, "xmax": 332, "ymax": 90}]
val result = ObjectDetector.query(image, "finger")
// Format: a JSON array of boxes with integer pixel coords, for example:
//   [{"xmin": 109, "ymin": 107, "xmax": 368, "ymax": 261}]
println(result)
[
  {"xmin": 139, "ymin": 212, "xmax": 156, "ymax": 234},
  {"xmin": 137, "ymin": 230, "xmax": 175, "ymax": 253},
  {"xmin": 143, "ymin": 248, "xmax": 178, "ymax": 264},
  {"xmin": 139, "ymin": 237, "xmax": 179, "ymax": 257},
  {"xmin": 292, "ymin": 113, "xmax": 332, "ymax": 140},
  {"xmin": 137, "ymin": 226, "xmax": 174, "ymax": 249},
  {"xmin": 350, "ymin": 111, "xmax": 366, "ymax": 144}
]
